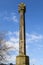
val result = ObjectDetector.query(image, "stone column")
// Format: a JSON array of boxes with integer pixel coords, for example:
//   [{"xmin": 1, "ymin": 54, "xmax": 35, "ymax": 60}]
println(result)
[
  {"xmin": 16, "ymin": 3, "xmax": 29, "ymax": 65},
  {"xmin": 18, "ymin": 3, "xmax": 26, "ymax": 55}
]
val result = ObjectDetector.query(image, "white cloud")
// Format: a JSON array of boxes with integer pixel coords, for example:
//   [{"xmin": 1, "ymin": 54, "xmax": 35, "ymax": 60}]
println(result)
[
  {"xmin": 6, "ymin": 55, "xmax": 16, "ymax": 64},
  {"xmin": 26, "ymin": 33, "xmax": 43, "ymax": 43},
  {"xmin": 6, "ymin": 31, "xmax": 19, "ymax": 37},
  {"xmin": 4, "ymin": 15, "xmax": 18, "ymax": 22},
  {"xmin": 6, "ymin": 31, "xmax": 19, "ymax": 48},
  {"xmin": 5, "ymin": 41, "xmax": 19, "ymax": 52},
  {"xmin": 11, "ymin": 16, "xmax": 18, "ymax": 22},
  {"xmin": 30, "ymin": 58, "xmax": 37, "ymax": 65},
  {"xmin": 26, "ymin": 33, "xmax": 43, "ymax": 51},
  {"xmin": 0, "ymin": 12, "xmax": 18, "ymax": 22}
]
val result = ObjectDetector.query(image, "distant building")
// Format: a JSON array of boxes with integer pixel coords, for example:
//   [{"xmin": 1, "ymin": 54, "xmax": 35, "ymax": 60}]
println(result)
[
  {"xmin": 10, "ymin": 63, "xmax": 13, "ymax": 65},
  {"xmin": 0, "ymin": 64, "xmax": 16, "ymax": 65},
  {"xmin": 0, "ymin": 63, "xmax": 6, "ymax": 65}
]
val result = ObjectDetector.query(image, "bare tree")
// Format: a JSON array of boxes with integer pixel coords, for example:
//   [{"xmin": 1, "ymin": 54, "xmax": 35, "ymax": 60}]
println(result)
[
  {"xmin": 0, "ymin": 32, "xmax": 19, "ymax": 64},
  {"xmin": 0, "ymin": 32, "xmax": 12, "ymax": 64}
]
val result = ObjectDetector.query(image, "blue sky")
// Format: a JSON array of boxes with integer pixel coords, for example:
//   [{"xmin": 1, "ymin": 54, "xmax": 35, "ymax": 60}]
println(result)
[{"xmin": 0, "ymin": 0, "xmax": 43, "ymax": 65}]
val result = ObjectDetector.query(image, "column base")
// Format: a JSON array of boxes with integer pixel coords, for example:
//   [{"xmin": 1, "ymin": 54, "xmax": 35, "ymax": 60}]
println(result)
[{"xmin": 16, "ymin": 55, "xmax": 29, "ymax": 65}]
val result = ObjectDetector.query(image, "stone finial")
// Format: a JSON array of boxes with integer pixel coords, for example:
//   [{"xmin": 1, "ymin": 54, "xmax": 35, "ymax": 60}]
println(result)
[{"xmin": 18, "ymin": 3, "xmax": 26, "ymax": 13}]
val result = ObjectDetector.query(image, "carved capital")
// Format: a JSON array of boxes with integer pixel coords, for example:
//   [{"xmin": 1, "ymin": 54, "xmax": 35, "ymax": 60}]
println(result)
[{"xmin": 18, "ymin": 3, "xmax": 26, "ymax": 13}]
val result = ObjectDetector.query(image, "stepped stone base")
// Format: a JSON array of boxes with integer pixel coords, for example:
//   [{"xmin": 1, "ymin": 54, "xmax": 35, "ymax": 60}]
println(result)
[{"xmin": 16, "ymin": 55, "xmax": 29, "ymax": 65}]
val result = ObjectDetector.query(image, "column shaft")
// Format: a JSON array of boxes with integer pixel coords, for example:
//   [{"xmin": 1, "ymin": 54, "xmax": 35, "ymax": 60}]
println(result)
[{"xmin": 19, "ymin": 11, "xmax": 26, "ymax": 55}]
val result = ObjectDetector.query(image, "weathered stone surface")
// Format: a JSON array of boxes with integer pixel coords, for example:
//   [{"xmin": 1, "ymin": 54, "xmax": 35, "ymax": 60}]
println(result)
[
  {"xmin": 19, "ymin": 3, "xmax": 26, "ymax": 55},
  {"xmin": 16, "ymin": 55, "xmax": 29, "ymax": 65}
]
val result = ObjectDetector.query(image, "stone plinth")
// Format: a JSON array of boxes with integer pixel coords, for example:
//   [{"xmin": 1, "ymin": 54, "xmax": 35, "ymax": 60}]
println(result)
[{"xmin": 16, "ymin": 55, "xmax": 29, "ymax": 65}]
